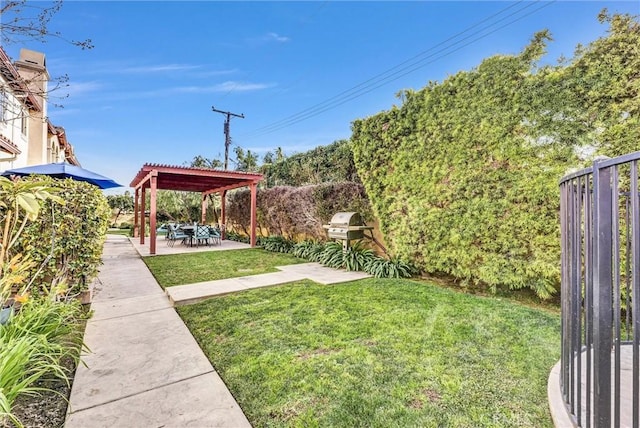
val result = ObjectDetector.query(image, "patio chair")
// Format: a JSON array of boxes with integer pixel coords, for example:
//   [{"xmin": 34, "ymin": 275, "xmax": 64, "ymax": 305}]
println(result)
[
  {"xmin": 195, "ymin": 225, "xmax": 211, "ymax": 247},
  {"xmin": 208, "ymin": 226, "xmax": 222, "ymax": 245},
  {"xmin": 167, "ymin": 224, "xmax": 189, "ymax": 247}
]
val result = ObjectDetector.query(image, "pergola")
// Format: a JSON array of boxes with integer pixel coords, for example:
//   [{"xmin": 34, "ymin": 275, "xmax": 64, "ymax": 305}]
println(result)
[{"xmin": 130, "ymin": 163, "xmax": 263, "ymax": 255}]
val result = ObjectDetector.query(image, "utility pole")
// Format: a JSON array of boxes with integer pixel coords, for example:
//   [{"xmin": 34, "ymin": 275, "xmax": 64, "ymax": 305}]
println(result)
[{"xmin": 212, "ymin": 106, "xmax": 244, "ymax": 169}]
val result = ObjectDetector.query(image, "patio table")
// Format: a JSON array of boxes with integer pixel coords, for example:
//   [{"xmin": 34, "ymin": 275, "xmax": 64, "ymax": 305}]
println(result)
[{"xmin": 179, "ymin": 226, "xmax": 196, "ymax": 247}]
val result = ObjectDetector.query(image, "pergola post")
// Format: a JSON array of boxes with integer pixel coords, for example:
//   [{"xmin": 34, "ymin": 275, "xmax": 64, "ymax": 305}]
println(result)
[
  {"xmin": 220, "ymin": 190, "xmax": 226, "ymax": 240},
  {"xmin": 149, "ymin": 173, "xmax": 157, "ymax": 255},
  {"xmin": 133, "ymin": 188, "xmax": 139, "ymax": 238},
  {"xmin": 201, "ymin": 194, "xmax": 207, "ymax": 224},
  {"xmin": 140, "ymin": 187, "xmax": 146, "ymax": 245},
  {"xmin": 250, "ymin": 182, "xmax": 257, "ymax": 247}
]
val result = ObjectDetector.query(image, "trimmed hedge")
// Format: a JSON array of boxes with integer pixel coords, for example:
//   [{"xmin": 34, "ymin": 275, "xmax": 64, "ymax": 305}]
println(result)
[
  {"xmin": 261, "ymin": 139, "xmax": 359, "ymax": 187},
  {"xmin": 18, "ymin": 177, "xmax": 110, "ymax": 295},
  {"xmin": 226, "ymin": 182, "xmax": 372, "ymax": 241},
  {"xmin": 350, "ymin": 14, "xmax": 640, "ymax": 298}
]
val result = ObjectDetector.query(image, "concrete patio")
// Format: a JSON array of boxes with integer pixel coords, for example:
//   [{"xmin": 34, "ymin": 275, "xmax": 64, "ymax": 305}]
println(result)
[
  {"xmin": 129, "ymin": 235, "xmax": 252, "ymax": 256},
  {"xmin": 548, "ymin": 345, "xmax": 635, "ymax": 428}
]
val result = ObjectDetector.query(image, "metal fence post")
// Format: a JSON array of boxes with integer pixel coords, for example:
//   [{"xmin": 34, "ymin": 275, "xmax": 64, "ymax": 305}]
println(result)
[{"xmin": 592, "ymin": 161, "xmax": 612, "ymax": 428}]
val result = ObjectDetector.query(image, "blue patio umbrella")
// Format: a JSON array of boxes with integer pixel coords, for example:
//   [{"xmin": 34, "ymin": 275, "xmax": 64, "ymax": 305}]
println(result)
[{"xmin": 1, "ymin": 162, "xmax": 123, "ymax": 189}]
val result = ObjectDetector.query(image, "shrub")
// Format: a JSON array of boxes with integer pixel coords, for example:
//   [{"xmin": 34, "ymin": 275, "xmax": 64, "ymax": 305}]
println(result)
[
  {"xmin": 364, "ymin": 257, "xmax": 415, "ymax": 279},
  {"xmin": 226, "ymin": 182, "xmax": 372, "ymax": 241},
  {"xmin": 292, "ymin": 240, "xmax": 323, "ymax": 260},
  {"xmin": 266, "ymin": 235, "xmax": 415, "ymax": 278},
  {"xmin": 1, "ymin": 176, "xmax": 62, "ymax": 310},
  {"xmin": 226, "ymin": 231, "xmax": 250, "ymax": 244},
  {"xmin": 314, "ymin": 241, "xmax": 376, "ymax": 272},
  {"xmin": 342, "ymin": 243, "xmax": 376, "ymax": 272},
  {"xmin": 318, "ymin": 242, "xmax": 344, "ymax": 269},
  {"xmin": 0, "ymin": 176, "xmax": 88, "ymax": 426},
  {"xmin": 18, "ymin": 177, "xmax": 110, "ymax": 295},
  {"xmin": 259, "ymin": 236, "xmax": 295, "ymax": 254},
  {"xmin": 351, "ymin": 14, "xmax": 640, "ymax": 298},
  {"xmin": 0, "ymin": 297, "xmax": 85, "ymax": 426},
  {"xmin": 261, "ymin": 139, "xmax": 360, "ymax": 187}
]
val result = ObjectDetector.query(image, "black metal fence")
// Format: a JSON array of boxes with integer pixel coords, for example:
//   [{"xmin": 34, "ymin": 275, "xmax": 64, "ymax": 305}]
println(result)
[{"xmin": 560, "ymin": 151, "xmax": 640, "ymax": 427}]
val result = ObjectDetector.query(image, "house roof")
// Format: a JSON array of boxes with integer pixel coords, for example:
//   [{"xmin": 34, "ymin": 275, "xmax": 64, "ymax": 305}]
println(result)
[
  {"xmin": 130, "ymin": 163, "xmax": 263, "ymax": 193},
  {"xmin": 0, "ymin": 134, "xmax": 21, "ymax": 155},
  {"xmin": 47, "ymin": 123, "xmax": 80, "ymax": 166},
  {"xmin": 0, "ymin": 46, "xmax": 42, "ymax": 111}
]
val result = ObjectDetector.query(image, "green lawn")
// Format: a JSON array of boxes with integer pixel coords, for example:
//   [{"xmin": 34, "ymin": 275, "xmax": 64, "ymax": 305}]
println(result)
[
  {"xmin": 143, "ymin": 248, "xmax": 306, "ymax": 287},
  {"xmin": 177, "ymin": 278, "xmax": 560, "ymax": 427}
]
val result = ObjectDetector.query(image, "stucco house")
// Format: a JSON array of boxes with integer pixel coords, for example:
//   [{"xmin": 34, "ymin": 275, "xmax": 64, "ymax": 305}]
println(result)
[{"xmin": 0, "ymin": 46, "xmax": 79, "ymax": 171}]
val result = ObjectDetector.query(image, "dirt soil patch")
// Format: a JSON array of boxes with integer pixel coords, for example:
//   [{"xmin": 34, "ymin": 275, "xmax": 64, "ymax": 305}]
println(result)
[{"xmin": 0, "ymin": 356, "xmax": 76, "ymax": 428}]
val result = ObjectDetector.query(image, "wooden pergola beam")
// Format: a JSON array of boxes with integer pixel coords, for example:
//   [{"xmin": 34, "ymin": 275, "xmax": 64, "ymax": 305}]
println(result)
[
  {"xmin": 202, "ymin": 179, "xmax": 258, "ymax": 196},
  {"xmin": 129, "ymin": 164, "xmax": 263, "ymax": 255}
]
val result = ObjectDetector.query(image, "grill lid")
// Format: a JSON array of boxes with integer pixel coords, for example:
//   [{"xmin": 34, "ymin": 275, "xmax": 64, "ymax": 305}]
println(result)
[{"xmin": 329, "ymin": 212, "xmax": 363, "ymax": 227}]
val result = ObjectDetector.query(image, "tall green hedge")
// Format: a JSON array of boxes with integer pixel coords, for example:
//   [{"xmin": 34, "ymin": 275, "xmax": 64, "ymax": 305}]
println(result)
[
  {"xmin": 226, "ymin": 182, "xmax": 371, "ymax": 240},
  {"xmin": 18, "ymin": 177, "xmax": 110, "ymax": 295},
  {"xmin": 261, "ymin": 140, "xmax": 359, "ymax": 187},
  {"xmin": 351, "ymin": 13, "xmax": 640, "ymax": 298}
]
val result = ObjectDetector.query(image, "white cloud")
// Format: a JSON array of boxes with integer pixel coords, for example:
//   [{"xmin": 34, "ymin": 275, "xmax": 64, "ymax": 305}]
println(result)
[
  {"xmin": 121, "ymin": 64, "xmax": 203, "ymax": 73},
  {"xmin": 59, "ymin": 81, "xmax": 104, "ymax": 97},
  {"xmin": 47, "ymin": 108, "xmax": 82, "ymax": 118},
  {"xmin": 45, "ymin": 81, "xmax": 103, "ymax": 106},
  {"xmin": 265, "ymin": 32, "xmax": 290, "ymax": 43},
  {"xmin": 174, "ymin": 81, "xmax": 275, "ymax": 93},
  {"xmin": 247, "ymin": 32, "xmax": 291, "ymax": 46},
  {"xmin": 191, "ymin": 69, "xmax": 238, "ymax": 78}
]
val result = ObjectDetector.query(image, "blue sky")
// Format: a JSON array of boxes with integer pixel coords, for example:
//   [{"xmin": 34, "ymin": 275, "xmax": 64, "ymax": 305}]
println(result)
[{"xmin": 3, "ymin": 1, "xmax": 639, "ymax": 193}]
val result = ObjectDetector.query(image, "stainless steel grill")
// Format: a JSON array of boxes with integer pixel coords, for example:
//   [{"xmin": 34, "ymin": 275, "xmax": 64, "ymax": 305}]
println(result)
[{"xmin": 323, "ymin": 212, "xmax": 373, "ymax": 244}]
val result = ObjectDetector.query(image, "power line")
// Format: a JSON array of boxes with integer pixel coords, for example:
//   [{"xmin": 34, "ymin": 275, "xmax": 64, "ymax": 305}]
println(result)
[
  {"xmin": 242, "ymin": 0, "xmax": 555, "ymax": 138},
  {"xmin": 244, "ymin": 1, "xmax": 528, "ymax": 136},
  {"xmin": 244, "ymin": 0, "xmax": 547, "ymax": 137}
]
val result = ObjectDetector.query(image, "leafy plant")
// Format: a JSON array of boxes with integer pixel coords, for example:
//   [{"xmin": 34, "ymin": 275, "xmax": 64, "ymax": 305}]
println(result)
[
  {"xmin": 287, "ymin": 238, "xmax": 414, "ymax": 277},
  {"xmin": 0, "ymin": 296, "xmax": 85, "ymax": 427},
  {"xmin": 342, "ymin": 242, "xmax": 375, "ymax": 271},
  {"xmin": 17, "ymin": 176, "xmax": 110, "ymax": 295},
  {"xmin": 306, "ymin": 242, "xmax": 326, "ymax": 263},
  {"xmin": 319, "ymin": 242, "xmax": 345, "ymax": 269},
  {"xmin": 314, "ymin": 241, "xmax": 378, "ymax": 272},
  {"xmin": 0, "ymin": 176, "xmax": 62, "ymax": 309},
  {"xmin": 292, "ymin": 240, "xmax": 324, "ymax": 260},
  {"xmin": 0, "ymin": 335, "xmax": 52, "ymax": 426},
  {"xmin": 364, "ymin": 256, "xmax": 415, "ymax": 279},
  {"xmin": 259, "ymin": 236, "xmax": 295, "ymax": 254}
]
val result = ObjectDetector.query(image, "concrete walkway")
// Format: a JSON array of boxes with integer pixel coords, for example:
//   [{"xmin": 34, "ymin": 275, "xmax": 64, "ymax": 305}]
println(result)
[
  {"xmin": 65, "ymin": 235, "xmax": 251, "ymax": 428},
  {"xmin": 167, "ymin": 262, "xmax": 372, "ymax": 306},
  {"xmin": 66, "ymin": 235, "xmax": 372, "ymax": 426}
]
